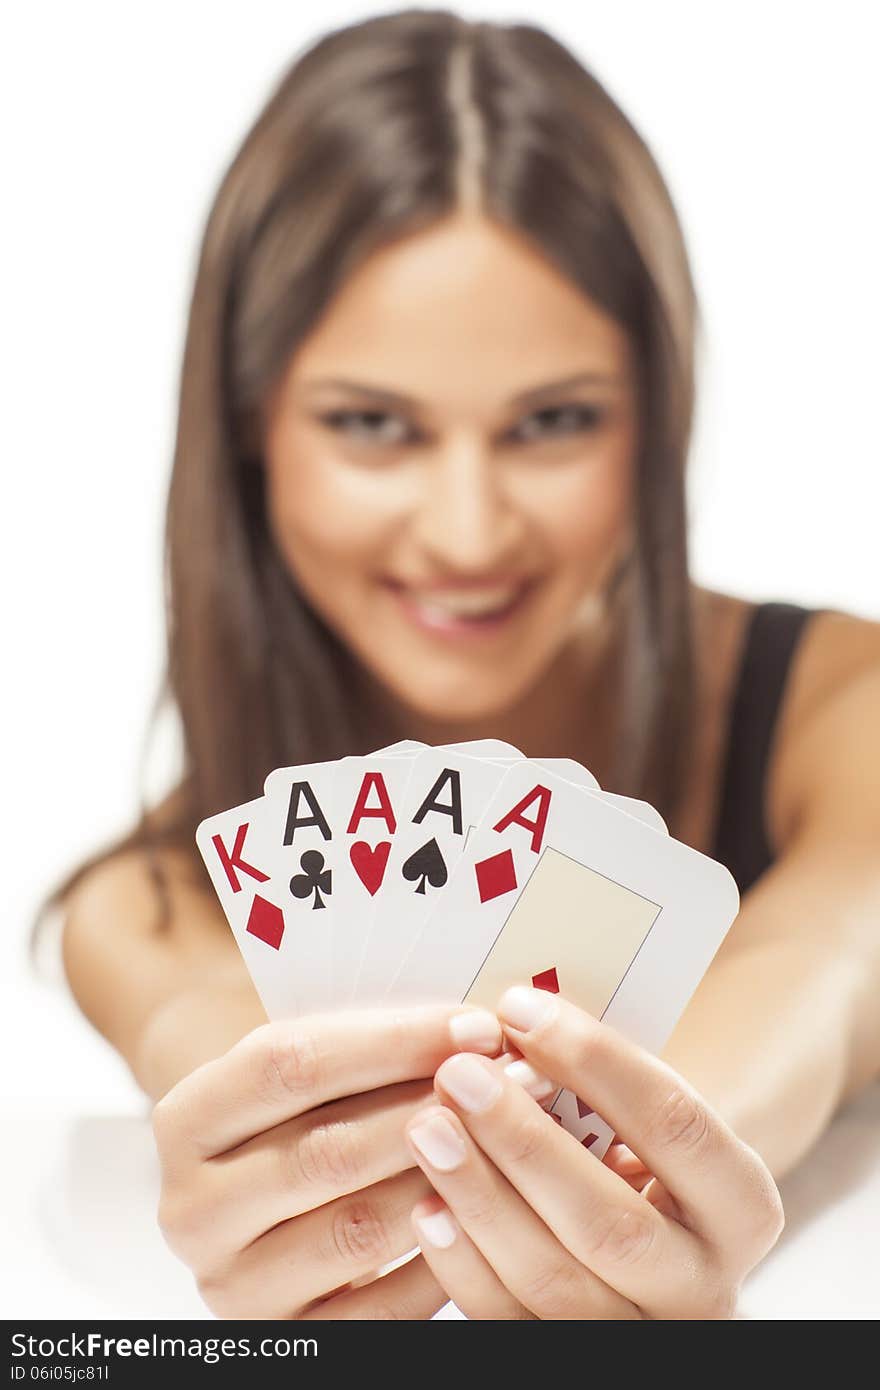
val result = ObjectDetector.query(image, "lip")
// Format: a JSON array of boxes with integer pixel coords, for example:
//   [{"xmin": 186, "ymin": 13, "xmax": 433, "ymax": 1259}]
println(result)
[{"xmin": 380, "ymin": 575, "xmax": 538, "ymax": 638}]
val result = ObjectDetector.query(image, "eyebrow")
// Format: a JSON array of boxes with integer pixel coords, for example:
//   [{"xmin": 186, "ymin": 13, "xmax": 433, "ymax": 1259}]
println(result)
[{"xmin": 298, "ymin": 371, "xmax": 624, "ymax": 409}]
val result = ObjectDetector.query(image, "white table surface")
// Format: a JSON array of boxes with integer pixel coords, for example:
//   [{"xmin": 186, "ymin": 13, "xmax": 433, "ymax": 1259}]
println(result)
[{"xmin": 3, "ymin": 983, "xmax": 879, "ymax": 1321}]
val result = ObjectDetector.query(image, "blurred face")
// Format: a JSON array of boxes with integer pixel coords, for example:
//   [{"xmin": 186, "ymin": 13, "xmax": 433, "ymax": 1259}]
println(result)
[{"xmin": 262, "ymin": 212, "xmax": 638, "ymax": 722}]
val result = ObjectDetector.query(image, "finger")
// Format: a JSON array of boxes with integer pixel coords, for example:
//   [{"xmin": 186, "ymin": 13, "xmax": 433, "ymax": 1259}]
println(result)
[
  {"xmin": 153, "ymin": 1003, "xmax": 503, "ymax": 1163},
  {"xmin": 166, "ymin": 1080, "xmax": 434, "ymax": 1265},
  {"xmin": 497, "ymin": 986, "xmax": 777, "ymax": 1247},
  {"xmin": 602, "ymin": 1142, "xmax": 655, "ymax": 1193},
  {"xmin": 302, "ymin": 1251, "xmax": 446, "ymax": 1321},
  {"xmin": 433, "ymin": 1053, "xmax": 704, "ymax": 1317},
  {"xmin": 203, "ymin": 1170, "xmax": 433, "ymax": 1319},
  {"xmin": 503, "ymin": 1056, "xmax": 560, "ymax": 1109},
  {"xmin": 406, "ymin": 1103, "xmax": 638, "ymax": 1319},
  {"xmin": 411, "ymin": 1197, "xmax": 531, "ymax": 1320}
]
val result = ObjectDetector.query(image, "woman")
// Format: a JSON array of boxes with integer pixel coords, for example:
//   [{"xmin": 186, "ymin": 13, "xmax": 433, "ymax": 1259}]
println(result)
[{"xmin": 57, "ymin": 11, "xmax": 880, "ymax": 1319}]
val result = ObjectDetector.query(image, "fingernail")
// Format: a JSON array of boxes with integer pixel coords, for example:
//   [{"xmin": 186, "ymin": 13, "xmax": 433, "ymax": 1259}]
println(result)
[
  {"xmin": 450, "ymin": 1008, "xmax": 502, "ymax": 1055},
  {"xmin": 504, "ymin": 1058, "xmax": 557, "ymax": 1101},
  {"xmin": 498, "ymin": 985, "xmax": 559, "ymax": 1032},
  {"xmin": 413, "ymin": 1203, "xmax": 458, "ymax": 1250},
  {"xmin": 437, "ymin": 1053, "xmax": 503, "ymax": 1113},
  {"xmin": 408, "ymin": 1114, "xmax": 467, "ymax": 1171}
]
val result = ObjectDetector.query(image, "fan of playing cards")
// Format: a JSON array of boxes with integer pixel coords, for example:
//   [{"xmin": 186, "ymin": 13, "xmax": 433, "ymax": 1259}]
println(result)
[{"xmin": 197, "ymin": 738, "xmax": 740, "ymax": 1159}]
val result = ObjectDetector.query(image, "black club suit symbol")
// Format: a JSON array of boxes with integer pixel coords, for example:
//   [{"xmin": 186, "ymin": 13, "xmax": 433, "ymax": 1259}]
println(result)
[{"xmin": 290, "ymin": 849, "xmax": 332, "ymax": 910}]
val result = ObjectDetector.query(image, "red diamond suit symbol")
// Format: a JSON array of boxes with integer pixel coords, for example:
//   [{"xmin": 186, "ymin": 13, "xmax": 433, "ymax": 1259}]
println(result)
[
  {"xmin": 246, "ymin": 895, "xmax": 285, "ymax": 950},
  {"xmin": 531, "ymin": 966, "xmax": 560, "ymax": 993},
  {"xmin": 474, "ymin": 848, "xmax": 518, "ymax": 903}
]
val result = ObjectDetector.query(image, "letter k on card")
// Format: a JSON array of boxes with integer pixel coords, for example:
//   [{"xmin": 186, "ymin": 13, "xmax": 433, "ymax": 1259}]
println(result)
[{"xmin": 196, "ymin": 794, "xmax": 304, "ymax": 1020}]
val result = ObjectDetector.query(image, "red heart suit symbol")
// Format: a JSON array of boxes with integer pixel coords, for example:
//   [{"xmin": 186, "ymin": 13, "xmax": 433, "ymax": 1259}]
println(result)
[{"xmin": 350, "ymin": 840, "xmax": 391, "ymax": 896}]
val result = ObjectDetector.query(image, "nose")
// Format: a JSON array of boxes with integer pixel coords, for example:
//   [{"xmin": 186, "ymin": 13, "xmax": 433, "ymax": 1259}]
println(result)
[{"xmin": 410, "ymin": 432, "xmax": 526, "ymax": 574}]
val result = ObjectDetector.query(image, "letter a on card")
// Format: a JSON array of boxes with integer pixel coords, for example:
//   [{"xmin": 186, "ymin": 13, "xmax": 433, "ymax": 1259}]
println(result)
[
  {"xmin": 491, "ymin": 784, "xmax": 551, "ymax": 854},
  {"xmin": 330, "ymin": 754, "xmax": 415, "ymax": 1003}
]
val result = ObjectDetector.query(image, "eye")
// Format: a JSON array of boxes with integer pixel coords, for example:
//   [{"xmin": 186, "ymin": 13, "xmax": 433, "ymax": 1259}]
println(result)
[
  {"xmin": 319, "ymin": 409, "xmax": 415, "ymax": 445},
  {"xmin": 507, "ymin": 403, "xmax": 603, "ymax": 444}
]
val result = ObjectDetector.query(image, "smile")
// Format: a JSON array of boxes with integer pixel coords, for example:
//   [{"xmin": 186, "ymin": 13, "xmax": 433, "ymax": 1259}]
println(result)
[{"xmin": 381, "ymin": 577, "xmax": 536, "ymax": 637}]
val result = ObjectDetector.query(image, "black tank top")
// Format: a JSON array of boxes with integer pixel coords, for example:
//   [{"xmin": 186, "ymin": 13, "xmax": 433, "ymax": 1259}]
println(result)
[{"xmin": 710, "ymin": 602, "xmax": 817, "ymax": 895}]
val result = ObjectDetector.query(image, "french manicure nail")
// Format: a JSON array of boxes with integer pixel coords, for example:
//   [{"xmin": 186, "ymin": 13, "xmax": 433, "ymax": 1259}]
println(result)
[
  {"xmin": 413, "ymin": 1205, "xmax": 458, "ymax": 1250},
  {"xmin": 450, "ymin": 1008, "xmax": 502, "ymax": 1055},
  {"xmin": 498, "ymin": 985, "xmax": 559, "ymax": 1032},
  {"xmin": 504, "ymin": 1058, "xmax": 557, "ymax": 1101},
  {"xmin": 437, "ymin": 1053, "xmax": 503, "ymax": 1113},
  {"xmin": 408, "ymin": 1114, "xmax": 467, "ymax": 1171}
]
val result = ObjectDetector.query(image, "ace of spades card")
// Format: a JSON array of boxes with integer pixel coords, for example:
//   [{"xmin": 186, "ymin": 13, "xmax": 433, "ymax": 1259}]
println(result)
[{"xmin": 402, "ymin": 837, "xmax": 449, "ymax": 895}]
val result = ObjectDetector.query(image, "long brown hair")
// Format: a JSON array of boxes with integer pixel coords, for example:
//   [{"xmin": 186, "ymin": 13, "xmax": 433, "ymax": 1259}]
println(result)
[{"xmin": 42, "ymin": 8, "xmax": 699, "ymax": 932}]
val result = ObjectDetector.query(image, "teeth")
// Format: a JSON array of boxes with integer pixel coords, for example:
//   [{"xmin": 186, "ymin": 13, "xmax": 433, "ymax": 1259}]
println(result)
[{"xmin": 410, "ymin": 586, "xmax": 520, "ymax": 618}]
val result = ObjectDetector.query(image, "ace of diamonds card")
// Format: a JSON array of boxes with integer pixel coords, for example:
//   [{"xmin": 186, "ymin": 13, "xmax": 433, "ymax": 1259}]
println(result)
[{"xmin": 394, "ymin": 761, "xmax": 740, "ymax": 1061}]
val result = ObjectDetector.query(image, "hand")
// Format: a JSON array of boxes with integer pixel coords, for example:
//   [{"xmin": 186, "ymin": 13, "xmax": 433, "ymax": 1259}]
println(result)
[
  {"xmin": 152, "ymin": 1002, "xmax": 503, "ymax": 1318},
  {"xmin": 404, "ymin": 987, "xmax": 784, "ymax": 1319}
]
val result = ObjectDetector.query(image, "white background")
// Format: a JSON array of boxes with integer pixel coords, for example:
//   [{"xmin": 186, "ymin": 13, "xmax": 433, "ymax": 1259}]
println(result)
[{"xmin": 2, "ymin": 1, "xmax": 878, "ymax": 1319}]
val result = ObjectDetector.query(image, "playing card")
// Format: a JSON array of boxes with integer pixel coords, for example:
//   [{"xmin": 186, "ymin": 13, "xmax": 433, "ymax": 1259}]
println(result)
[
  {"xmin": 535, "ymin": 758, "xmax": 668, "ymax": 834},
  {"xmin": 195, "ymin": 793, "xmax": 308, "ymax": 1020},
  {"xmin": 546, "ymin": 1089, "xmax": 617, "ymax": 1157},
  {"xmin": 459, "ymin": 841, "xmax": 662, "ymax": 1158},
  {"xmin": 381, "ymin": 755, "xmax": 667, "ymax": 1001},
  {"xmin": 486, "ymin": 761, "xmax": 664, "ymax": 834},
  {"xmin": 393, "ymin": 763, "xmax": 739, "ymax": 1155},
  {"xmin": 475, "ymin": 754, "xmax": 665, "ymax": 831},
  {"xmin": 251, "ymin": 758, "xmax": 349, "ymax": 1013},
  {"xmin": 355, "ymin": 748, "xmax": 520, "ymax": 1002},
  {"xmin": 395, "ymin": 761, "xmax": 739, "ymax": 1028},
  {"xmin": 329, "ymin": 753, "xmax": 416, "ymax": 1002},
  {"xmin": 361, "ymin": 749, "xmax": 660, "ymax": 1004}
]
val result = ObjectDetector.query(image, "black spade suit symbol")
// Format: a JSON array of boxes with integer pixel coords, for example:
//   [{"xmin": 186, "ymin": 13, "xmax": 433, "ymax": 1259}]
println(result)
[
  {"xmin": 401, "ymin": 838, "xmax": 448, "ymax": 895},
  {"xmin": 290, "ymin": 849, "xmax": 332, "ymax": 910}
]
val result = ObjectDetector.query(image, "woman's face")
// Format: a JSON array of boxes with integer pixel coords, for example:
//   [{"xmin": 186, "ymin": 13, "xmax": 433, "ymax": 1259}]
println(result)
[{"xmin": 262, "ymin": 212, "xmax": 638, "ymax": 722}]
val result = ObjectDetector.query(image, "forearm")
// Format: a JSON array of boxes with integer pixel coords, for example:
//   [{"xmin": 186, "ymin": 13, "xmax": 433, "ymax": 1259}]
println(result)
[
  {"xmin": 133, "ymin": 976, "xmax": 267, "ymax": 1102},
  {"xmin": 661, "ymin": 937, "xmax": 862, "ymax": 1180}
]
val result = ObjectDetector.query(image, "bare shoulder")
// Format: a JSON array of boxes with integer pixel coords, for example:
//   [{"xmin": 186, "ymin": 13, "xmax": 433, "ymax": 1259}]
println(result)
[
  {"xmin": 65, "ymin": 841, "xmax": 225, "ymax": 946},
  {"xmin": 770, "ymin": 606, "xmax": 880, "ymax": 845},
  {"xmin": 63, "ymin": 839, "xmax": 244, "ymax": 1051},
  {"xmin": 63, "ymin": 778, "xmax": 224, "ymax": 953}
]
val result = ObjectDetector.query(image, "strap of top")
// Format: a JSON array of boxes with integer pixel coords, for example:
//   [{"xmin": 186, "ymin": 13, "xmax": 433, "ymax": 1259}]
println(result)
[{"xmin": 711, "ymin": 602, "xmax": 816, "ymax": 895}]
